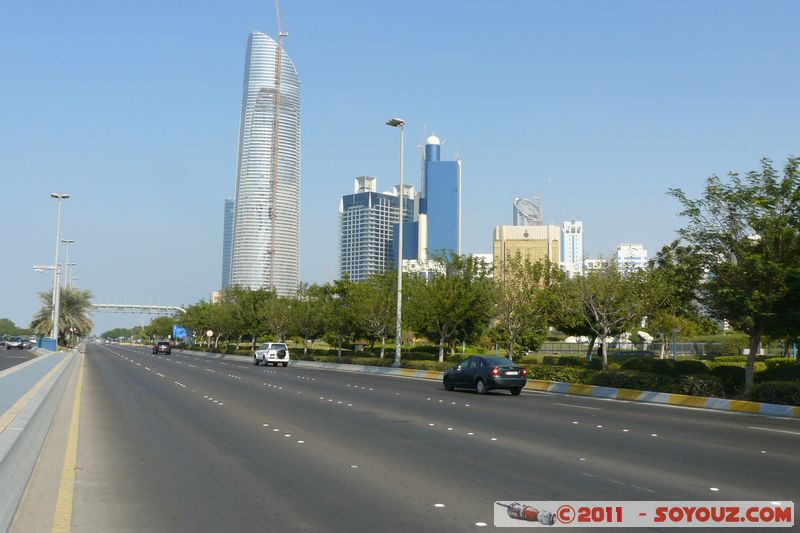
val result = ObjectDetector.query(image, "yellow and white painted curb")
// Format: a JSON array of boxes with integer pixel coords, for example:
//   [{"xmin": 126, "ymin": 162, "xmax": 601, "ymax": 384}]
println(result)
[{"xmin": 524, "ymin": 379, "xmax": 800, "ymax": 418}]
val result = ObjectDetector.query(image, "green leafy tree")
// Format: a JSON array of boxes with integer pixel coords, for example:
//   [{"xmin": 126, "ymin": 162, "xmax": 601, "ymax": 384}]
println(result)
[
  {"xmin": 556, "ymin": 261, "xmax": 671, "ymax": 370},
  {"xmin": 145, "ymin": 316, "xmax": 177, "ymax": 341},
  {"xmin": 0, "ymin": 318, "xmax": 29, "ymax": 337},
  {"xmin": 407, "ymin": 254, "xmax": 493, "ymax": 363},
  {"xmin": 492, "ymin": 253, "xmax": 560, "ymax": 360},
  {"xmin": 291, "ymin": 284, "xmax": 325, "ymax": 355},
  {"xmin": 30, "ymin": 287, "xmax": 94, "ymax": 346},
  {"xmin": 669, "ymin": 157, "xmax": 800, "ymax": 395},
  {"xmin": 350, "ymin": 273, "xmax": 396, "ymax": 358},
  {"xmin": 259, "ymin": 292, "xmax": 292, "ymax": 342},
  {"xmin": 225, "ymin": 286, "xmax": 270, "ymax": 349},
  {"xmin": 320, "ymin": 279, "xmax": 354, "ymax": 356},
  {"xmin": 101, "ymin": 327, "xmax": 138, "ymax": 339}
]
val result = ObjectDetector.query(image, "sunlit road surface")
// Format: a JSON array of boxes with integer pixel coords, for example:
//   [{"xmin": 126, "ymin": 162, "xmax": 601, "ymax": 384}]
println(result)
[
  {"xmin": 13, "ymin": 343, "xmax": 800, "ymax": 531},
  {"xmin": 0, "ymin": 348, "xmax": 34, "ymax": 372}
]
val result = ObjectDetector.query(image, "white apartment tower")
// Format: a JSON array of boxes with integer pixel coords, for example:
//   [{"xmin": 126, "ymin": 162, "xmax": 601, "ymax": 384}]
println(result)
[
  {"xmin": 561, "ymin": 220, "xmax": 584, "ymax": 277},
  {"xmin": 229, "ymin": 32, "xmax": 301, "ymax": 295},
  {"xmin": 616, "ymin": 243, "xmax": 648, "ymax": 272}
]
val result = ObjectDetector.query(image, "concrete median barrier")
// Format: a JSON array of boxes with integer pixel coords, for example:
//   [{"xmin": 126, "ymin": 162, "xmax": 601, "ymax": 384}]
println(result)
[{"xmin": 0, "ymin": 347, "xmax": 79, "ymax": 532}]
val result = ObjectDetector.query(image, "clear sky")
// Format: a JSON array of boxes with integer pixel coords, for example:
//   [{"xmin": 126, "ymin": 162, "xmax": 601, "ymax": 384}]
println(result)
[{"xmin": 1, "ymin": 0, "xmax": 798, "ymax": 335}]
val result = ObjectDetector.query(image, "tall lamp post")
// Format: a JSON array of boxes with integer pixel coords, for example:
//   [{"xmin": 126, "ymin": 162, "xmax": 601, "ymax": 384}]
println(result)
[
  {"xmin": 61, "ymin": 239, "xmax": 74, "ymax": 288},
  {"xmin": 386, "ymin": 117, "xmax": 405, "ymax": 368},
  {"xmin": 50, "ymin": 193, "xmax": 69, "ymax": 343}
]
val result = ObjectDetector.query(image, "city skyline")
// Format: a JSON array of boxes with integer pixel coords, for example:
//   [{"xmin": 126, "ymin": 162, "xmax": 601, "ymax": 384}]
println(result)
[{"xmin": 1, "ymin": 1, "xmax": 798, "ymax": 333}]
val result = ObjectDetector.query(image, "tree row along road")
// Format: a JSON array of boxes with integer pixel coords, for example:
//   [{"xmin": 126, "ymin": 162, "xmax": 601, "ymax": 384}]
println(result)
[{"xmin": 15, "ymin": 343, "xmax": 800, "ymax": 532}]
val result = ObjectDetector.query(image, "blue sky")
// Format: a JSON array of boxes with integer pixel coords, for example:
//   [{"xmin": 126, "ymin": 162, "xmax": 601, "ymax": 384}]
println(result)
[{"xmin": 1, "ymin": 0, "xmax": 798, "ymax": 334}]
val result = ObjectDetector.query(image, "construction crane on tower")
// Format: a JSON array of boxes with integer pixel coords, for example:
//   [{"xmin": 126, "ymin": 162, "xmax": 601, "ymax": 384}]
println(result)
[{"xmin": 269, "ymin": 0, "xmax": 287, "ymax": 292}]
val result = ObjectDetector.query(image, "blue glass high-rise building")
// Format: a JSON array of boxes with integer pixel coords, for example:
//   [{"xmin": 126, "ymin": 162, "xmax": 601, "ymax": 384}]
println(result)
[
  {"xmin": 422, "ymin": 135, "xmax": 461, "ymax": 257},
  {"xmin": 339, "ymin": 177, "xmax": 413, "ymax": 281}
]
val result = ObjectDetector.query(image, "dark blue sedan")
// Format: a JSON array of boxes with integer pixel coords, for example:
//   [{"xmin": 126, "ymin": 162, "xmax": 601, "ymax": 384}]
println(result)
[{"xmin": 443, "ymin": 355, "xmax": 527, "ymax": 395}]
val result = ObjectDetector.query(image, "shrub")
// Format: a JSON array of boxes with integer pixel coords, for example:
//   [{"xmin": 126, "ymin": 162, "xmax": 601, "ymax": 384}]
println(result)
[
  {"xmin": 524, "ymin": 366, "xmax": 594, "ymax": 384},
  {"xmin": 673, "ymin": 359, "xmax": 709, "ymax": 375},
  {"xmin": 542, "ymin": 355, "xmax": 586, "ymax": 367},
  {"xmin": 764, "ymin": 358, "xmax": 798, "ymax": 370},
  {"xmin": 620, "ymin": 357, "xmax": 672, "ymax": 374},
  {"xmin": 674, "ymin": 376, "xmax": 724, "ymax": 398},
  {"xmin": 709, "ymin": 365, "xmax": 745, "ymax": 396},
  {"xmin": 515, "ymin": 355, "xmax": 541, "ymax": 365},
  {"xmin": 713, "ymin": 355, "xmax": 749, "ymax": 363},
  {"xmin": 589, "ymin": 371, "xmax": 675, "ymax": 393},
  {"xmin": 690, "ymin": 334, "xmax": 750, "ymax": 357},
  {"xmin": 750, "ymin": 382, "xmax": 800, "ymax": 406},
  {"xmin": 409, "ymin": 345, "xmax": 439, "ymax": 354},
  {"xmin": 757, "ymin": 364, "xmax": 800, "ymax": 382},
  {"xmin": 401, "ymin": 360, "xmax": 450, "ymax": 372}
]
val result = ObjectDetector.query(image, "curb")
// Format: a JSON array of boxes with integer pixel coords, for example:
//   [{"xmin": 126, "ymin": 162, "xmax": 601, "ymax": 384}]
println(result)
[
  {"xmin": 147, "ymin": 347, "xmax": 800, "ymax": 419},
  {"xmin": 0, "ymin": 347, "xmax": 80, "ymax": 532}
]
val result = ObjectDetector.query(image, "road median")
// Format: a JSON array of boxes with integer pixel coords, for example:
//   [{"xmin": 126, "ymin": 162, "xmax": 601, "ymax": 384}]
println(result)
[{"xmin": 162, "ymin": 346, "xmax": 800, "ymax": 419}]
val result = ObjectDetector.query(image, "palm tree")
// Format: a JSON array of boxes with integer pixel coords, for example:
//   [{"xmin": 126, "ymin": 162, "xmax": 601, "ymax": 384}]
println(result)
[{"xmin": 31, "ymin": 287, "xmax": 94, "ymax": 346}]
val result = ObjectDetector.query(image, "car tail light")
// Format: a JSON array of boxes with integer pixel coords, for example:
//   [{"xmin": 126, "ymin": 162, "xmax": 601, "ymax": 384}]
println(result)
[
  {"xmin": 521, "ymin": 368, "xmax": 527, "ymax": 377},
  {"xmin": 489, "ymin": 367, "xmax": 500, "ymax": 376}
]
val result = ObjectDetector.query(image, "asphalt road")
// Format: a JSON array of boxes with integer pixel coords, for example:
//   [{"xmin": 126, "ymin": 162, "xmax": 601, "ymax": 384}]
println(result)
[
  {"xmin": 0, "ymin": 346, "xmax": 34, "ymax": 371},
  {"xmin": 13, "ymin": 342, "xmax": 800, "ymax": 531}
]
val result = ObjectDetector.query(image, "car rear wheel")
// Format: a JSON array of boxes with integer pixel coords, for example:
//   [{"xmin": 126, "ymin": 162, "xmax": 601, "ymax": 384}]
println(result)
[
  {"xmin": 282, "ymin": 362, "xmax": 288, "ymax": 367},
  {"xmin": 475, "ymin": 379, "xmax": 487, "ymax": 395},
  {"xmin": 509, "ymin": 386, "xmax": 522, "ymax": 396},
  {"xmin": 254, "ymin": 358, "xmax": 259, "ymax": 365},
  {"xmin": 443, "ymin": 376, "xmax": 454, "ymax": 391}
]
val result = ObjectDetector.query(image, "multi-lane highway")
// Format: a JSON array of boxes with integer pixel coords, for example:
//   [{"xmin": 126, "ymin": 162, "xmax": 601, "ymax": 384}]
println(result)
[
  {"xmin": 12, "ymin": 342, "xmax": 800, "ymax": 531},
  {"xmin": 0, "ymin": 348, "xmax": 34, "ymax": 372}
]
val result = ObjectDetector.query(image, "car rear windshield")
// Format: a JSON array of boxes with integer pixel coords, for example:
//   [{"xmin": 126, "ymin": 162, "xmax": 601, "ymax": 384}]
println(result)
[
  {"xmin": 481, "ymin": 356, "xmax": 515, "ymax": 366},
  {"xmin": 273, "ymin": 344, "xmax": 287, "ymax": 350},
  {"xmin": 157, "ymin": 342, "xmax": 170, "ymax": 346}
]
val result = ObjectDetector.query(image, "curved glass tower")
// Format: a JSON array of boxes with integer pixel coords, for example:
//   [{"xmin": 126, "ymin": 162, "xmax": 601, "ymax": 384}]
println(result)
[{"xmin": 230, "ymin": 31, "xmax": 301, "ymax": 295}]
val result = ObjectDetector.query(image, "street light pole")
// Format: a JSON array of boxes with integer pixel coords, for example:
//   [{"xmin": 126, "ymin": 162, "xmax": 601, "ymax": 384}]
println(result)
[
  {"xmin": 50, "ymin": 193, "xmax": 70, "ymax": 343},
  {"xmin": 386, "ymin": 117, "xmax": 405, "ymax": 368},
  {"xmin": 61, "ymin": 239, "xmax": 74, "ymax": 288}
]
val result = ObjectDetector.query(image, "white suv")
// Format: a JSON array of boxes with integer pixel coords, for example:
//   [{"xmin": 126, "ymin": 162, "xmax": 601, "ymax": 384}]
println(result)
[{"xmin": 254, "ymin": 342, "xmax": 290, "ymax": 367}]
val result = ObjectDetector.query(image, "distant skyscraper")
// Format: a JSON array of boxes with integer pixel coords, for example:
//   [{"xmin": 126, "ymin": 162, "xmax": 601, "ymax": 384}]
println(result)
[
  {"xmin": 221, "ymin": 198, "xmax": 234, "ymax": 288},
  {"xmin": 561, "ymin": 220, "xmax": 584, "ymax": 277},
  {"xmin": 422, "ymin": 135, "xmax": 461, "ymax": 256},
  {"xmin": 229, "ymin": 31, "xmax": 301, "ymax": 295},
  {"xmin": 616, "ymin": 243, "xmax": 648, "ymax": 272},
  {"xmin": 493, "ymin": 225, "xmax": 561, "ymax": 275},
  {"xmin": 513, "ymin": 196, "xmax": 543, "ymax": 226},
  {"xmin": 339, "ymin": 177, "xmax": 413, "ymax": 282}
]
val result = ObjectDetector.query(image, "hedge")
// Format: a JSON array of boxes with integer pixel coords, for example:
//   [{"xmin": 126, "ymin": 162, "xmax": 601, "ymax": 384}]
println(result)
[
  {"xmin": 757, "ymin": 365, "xmax": 800, "ymax": 382},
  {"xmin": 588, "ymin": 371, "xmax": 675, "ymax": 393},
  {"xmin": 750, "ymin": 382, "xmax": 800, "ymax": 406}
]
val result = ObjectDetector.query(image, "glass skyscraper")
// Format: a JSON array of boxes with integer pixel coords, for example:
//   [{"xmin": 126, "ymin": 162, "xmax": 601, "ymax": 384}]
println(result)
[
  {"xmin": 339, "ymin": 177, "xmax": 413, "ymax": 282},
  {"xmin": 221, "ymin": 198, "xmax": 234, "ymax": 288},
  {"xmin": 422, "ymin": 135, "xmax": 461, "ymax": 257},
  {"xmin": 229, "ymin": 31, "xmax": 301, "ymax": 295}
]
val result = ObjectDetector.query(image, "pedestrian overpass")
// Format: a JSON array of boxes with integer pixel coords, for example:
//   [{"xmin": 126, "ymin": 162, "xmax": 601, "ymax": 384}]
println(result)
[{"xmin": 91, "ymin": 304, "xmax": 187, "ymax": 315}]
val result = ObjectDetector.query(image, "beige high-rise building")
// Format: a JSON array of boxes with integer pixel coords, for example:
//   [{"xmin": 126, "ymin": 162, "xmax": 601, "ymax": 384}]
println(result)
[{"xmin": 493, "ymin": 225, "xmax": 561, "ymax": 273}]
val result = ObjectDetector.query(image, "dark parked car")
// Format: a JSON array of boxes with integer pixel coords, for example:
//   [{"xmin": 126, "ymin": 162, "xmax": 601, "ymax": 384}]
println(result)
[
  {"xmin": 443, "ymin": 355, "xmax": 527, "ymax": 395},
  {"xmin": 153, "ymin": 341, "xmax": 172, "ymax": 355}
]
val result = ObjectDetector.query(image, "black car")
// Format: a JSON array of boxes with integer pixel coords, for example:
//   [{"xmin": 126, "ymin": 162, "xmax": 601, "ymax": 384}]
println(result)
[
  {"xmin": 443, "ymin": 355, "xmax": 527, "ymax": 395},
  {"xmin": 153, "ymin": 341, "xmax": 172, "ymax": 355}
]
